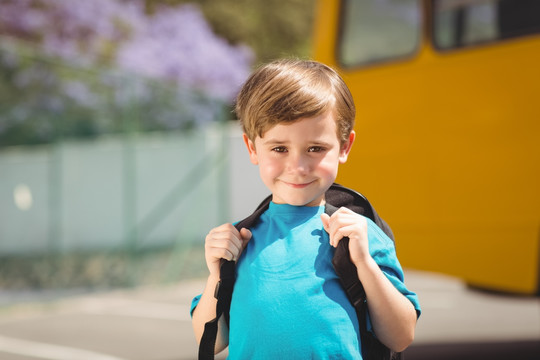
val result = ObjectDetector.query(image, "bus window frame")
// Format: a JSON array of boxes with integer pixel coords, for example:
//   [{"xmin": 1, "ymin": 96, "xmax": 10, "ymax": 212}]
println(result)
[
  {"xmin": 430, "ymin": 0, "xmax": 540, "ymax": 52},
  {"xmin": 335, "ymin": 0, "xmax": 424, "ymax": 70}
]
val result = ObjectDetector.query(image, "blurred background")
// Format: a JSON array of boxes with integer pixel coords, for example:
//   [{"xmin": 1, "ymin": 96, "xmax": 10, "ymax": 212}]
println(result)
[
  {"xmin": 0, "ymin": 0, "xmax": 539, "ymax": 359},
  {"xmin": 0, "ymin": 0, "xmax": 310, "ymax": 291}
]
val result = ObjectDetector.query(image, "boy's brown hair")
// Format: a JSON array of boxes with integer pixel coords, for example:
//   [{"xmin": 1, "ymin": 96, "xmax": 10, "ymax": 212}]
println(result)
[{"xmin": 235, "ymin": 59, "xmax": 356, "ymax": 145}]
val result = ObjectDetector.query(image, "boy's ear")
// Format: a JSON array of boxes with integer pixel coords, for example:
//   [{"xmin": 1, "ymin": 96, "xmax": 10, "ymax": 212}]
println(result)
[
  {"xmin": 339, "ymin": 131, "xmax": 355, "ymax": 164},
  {"xmin": 243, "ymin": 133, "xmax": 259, "ymax": 165}
]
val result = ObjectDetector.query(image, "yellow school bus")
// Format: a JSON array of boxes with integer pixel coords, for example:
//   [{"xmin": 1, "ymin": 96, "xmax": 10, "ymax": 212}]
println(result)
[{"xmin": 313, "ymin": 0, "xmax": 540, "ymax": 294}]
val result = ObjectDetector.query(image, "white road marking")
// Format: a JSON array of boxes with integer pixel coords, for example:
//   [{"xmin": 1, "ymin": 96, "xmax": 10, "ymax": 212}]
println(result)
[{"xmin": 0, "ymin": 335, "xmax": 127, "ymax": 360}]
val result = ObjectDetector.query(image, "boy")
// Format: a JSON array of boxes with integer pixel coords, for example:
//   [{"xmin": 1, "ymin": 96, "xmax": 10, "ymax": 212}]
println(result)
[{"xmin": 191, "ymin": 59, "xmax": 421, "ymax": 358}]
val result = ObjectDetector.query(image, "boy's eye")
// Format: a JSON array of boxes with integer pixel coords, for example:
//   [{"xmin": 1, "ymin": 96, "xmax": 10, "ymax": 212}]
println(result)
[
  {"xmin": 272, "ymin": 146, "xmax": 287, "ymax": 153},
  {"xmin": 308, "ymin": 146, "xmax": 324, "ymax": 153}
]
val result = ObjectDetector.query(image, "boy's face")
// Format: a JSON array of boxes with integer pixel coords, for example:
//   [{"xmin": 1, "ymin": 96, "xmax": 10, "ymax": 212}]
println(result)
[{"xmin": 243, "ymin": 112, "xmax": 355, "ymax": 207}]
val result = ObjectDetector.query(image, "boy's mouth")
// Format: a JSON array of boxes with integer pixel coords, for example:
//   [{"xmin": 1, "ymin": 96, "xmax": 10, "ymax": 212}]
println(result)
[{"xmin": 282, "ymin": 180, "xmax": 316, "ymax": 189}]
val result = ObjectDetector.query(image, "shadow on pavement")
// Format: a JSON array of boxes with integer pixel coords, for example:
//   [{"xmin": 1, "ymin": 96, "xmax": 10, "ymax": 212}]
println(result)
[{"xmin": 404, "ymin": 340, "xmax": 540, "ymax": 360}]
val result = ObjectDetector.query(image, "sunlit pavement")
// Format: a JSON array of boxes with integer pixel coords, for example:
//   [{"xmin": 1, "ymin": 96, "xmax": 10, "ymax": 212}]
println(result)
[
  {"xmin": 403, "ymin": 270, "xmax": 540, "ymax": 359},
  {"xmin": 0, "ymin": 270, "xmax": 538, "ymax": 360}
]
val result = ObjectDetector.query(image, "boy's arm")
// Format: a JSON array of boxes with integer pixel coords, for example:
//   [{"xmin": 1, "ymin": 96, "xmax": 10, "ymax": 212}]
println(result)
[
  {"xmin": 191, "ymin": 274, "xmax": 229, "ymax": 353},
  {"xmin": 191, "ymin": 223, "xmax": 252, "ymax": 354},
  {"xmin": 353, "ymin": 255, "xmax": 417, "ymax": 352},
  {"xmin": 321, "ymin": 208, "xmax": 417, "ymax": 352}
]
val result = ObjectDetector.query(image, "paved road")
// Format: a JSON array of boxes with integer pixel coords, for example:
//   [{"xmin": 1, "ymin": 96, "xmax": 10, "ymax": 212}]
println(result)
[{"xmin": 0, "ymin": 270, "xmax": 538, "ymax": 360}]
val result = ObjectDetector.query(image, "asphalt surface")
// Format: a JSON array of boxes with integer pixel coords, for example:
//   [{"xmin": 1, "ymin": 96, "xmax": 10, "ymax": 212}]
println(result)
[{"xmin": 0, "ymin": 270, "xmax": 539, "ymax": 360}]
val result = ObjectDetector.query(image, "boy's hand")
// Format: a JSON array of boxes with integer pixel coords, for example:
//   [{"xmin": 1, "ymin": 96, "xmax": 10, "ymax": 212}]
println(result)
[
  {"xmin": 321, "ymin": 207, "xmax": 370, "ymax": 266},
  {"xmin": 204, "ymin": 224, "xmax": 252, "ymax": 277}
]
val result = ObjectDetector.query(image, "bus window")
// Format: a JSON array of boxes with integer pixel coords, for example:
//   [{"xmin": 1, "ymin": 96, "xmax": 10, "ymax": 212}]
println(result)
[
  {"xmin": 337, "ymin": 0, "xmax": 422, "ymax": 67},
  {"xmin": 433, "ymin": 0, "xmax": 540, "ymax": 50}
]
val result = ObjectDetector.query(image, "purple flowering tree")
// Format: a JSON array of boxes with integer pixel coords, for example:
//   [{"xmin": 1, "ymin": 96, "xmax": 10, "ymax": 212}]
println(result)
[{"xmin": 0, "ymin": 0, "xmax": 254, "ymax": 146}]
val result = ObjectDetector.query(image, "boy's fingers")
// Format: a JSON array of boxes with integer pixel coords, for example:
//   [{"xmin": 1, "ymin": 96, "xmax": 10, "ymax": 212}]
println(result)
[
  {"xmin": 321, "ymin": 213, "xmax": 340, "ymax": 247},
  {"xmin": 206, "ymin": 239, "xmax": 238, "ymax": 260},
  {"xmin": 240, "ymin": 228, "xmax": 252, "ymax": 243},
  {"xmin": 205, "ymin": 223, "xmax": 247, "ymax": 262},
  {"xmin": 207, "ymin": 233, "xmax": 243, "ymax": 255},
  {"xmin": 215, "ymin": 223, "xmax": 244, "ymax": 244},
  {"xmin": 211, "ymin": 247, "xmax": 235, "ymax": 262},
  {"xmin": 211, "ymin": 223, "xmax": 242, "ymax": 238},
  {"xmin": 320, "ymin": 213, "xmax": 330, "ymax": 232},
  {"xmin": 236, "ymin": 228, "xmax": 252, "ymax": 260},
  {"xmin": 323, "ymin": 208, "xmax": 357, "ymax": 247}
]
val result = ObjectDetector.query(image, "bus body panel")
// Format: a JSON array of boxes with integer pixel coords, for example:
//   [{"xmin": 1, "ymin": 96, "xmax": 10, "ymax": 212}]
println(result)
[{"xmin": 313, "ymin": 0, "xmax": 540, "ymax": 294}]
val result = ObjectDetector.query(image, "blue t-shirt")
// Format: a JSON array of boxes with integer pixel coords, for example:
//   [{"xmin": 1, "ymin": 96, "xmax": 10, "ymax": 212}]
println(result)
[{"xmin": 192, "ymin": 202, "xmax": 421, "ymax": 359}]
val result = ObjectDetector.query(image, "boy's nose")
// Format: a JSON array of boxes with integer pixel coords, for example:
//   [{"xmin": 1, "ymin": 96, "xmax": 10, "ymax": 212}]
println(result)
[{"xmin": 287, "ymin": 153, "xmax": 309, "ymax": 174}]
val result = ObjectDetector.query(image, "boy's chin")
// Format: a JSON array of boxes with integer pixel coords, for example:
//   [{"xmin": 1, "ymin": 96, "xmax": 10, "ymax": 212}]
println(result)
[{"xmin": 285, "ymin": 195, "xmax": 325, "ymax": 207}]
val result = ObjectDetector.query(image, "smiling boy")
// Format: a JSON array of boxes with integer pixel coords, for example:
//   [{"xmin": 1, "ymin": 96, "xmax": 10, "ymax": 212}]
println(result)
[
  {"xmin": 191, "ymin": 59, "xmax": 420, "ymax": 359},
  {"xmin": 244, "ymin": 110, "xmax": 352, "ymax": 207}
]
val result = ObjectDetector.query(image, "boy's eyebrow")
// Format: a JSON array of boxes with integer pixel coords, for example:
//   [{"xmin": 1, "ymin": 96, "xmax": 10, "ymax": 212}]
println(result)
[
  {"xmin": 262, "ymin": 138, "xmax": 333, "ymax": 147},
  {"xmin": 261, "ymin": 138, "xmax": 288, "ymax": 145},
  {"xmin": 309, "ymin": 140, "xmax": 333, "ymax": 146}
]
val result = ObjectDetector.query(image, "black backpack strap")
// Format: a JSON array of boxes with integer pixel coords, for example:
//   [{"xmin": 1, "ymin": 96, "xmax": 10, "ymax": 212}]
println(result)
[
  {"xmin": 198, "ymin": 260, "xmax": 235, "ymax": 360},
  {"xmin": 326, "ymin": 203, "xmax": 368, "ymax": 311},
  {"xmin": 234, "ymin": 194, "xmax": 272, "ymax": 233},
  {"xmin": 325, "ymin": 196, "xmax": 401, "ymax": 360},
  {"xmin": 198, "ymin": 195, "xmax": 272, "ymax": 359}
]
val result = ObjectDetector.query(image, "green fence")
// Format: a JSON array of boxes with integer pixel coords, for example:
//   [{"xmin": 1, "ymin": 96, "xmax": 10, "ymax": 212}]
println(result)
[{"xmin": 0, "ymin": 41, "xmax": 231, "ymax": 290}]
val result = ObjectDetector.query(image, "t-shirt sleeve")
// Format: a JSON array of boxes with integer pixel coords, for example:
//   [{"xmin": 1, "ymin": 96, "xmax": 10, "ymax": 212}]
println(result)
[
  {"xmin": 366, "ymin": 218, "xmax": 422, "ymax": 318},
  {"xmin": 190, "ymin": 294, "xmax": 202, "ymax": 317}
]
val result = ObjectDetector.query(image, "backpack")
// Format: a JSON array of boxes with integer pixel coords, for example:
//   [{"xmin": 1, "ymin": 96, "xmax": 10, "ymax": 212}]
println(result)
[{"xmin": 199, "ymin": 183, "xmax": 402, "ymax": 360}]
